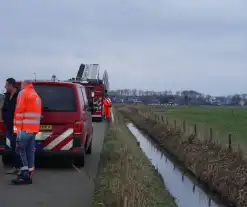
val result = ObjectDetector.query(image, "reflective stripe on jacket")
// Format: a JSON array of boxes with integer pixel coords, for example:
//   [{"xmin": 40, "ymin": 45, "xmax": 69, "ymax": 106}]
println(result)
[
  {"xmin": 13, "ymin": 84, "xmax": 42, "ymax": 133},
  {"xmin": 103, "ymin": 97, "xmax": 112, "ymax": 107}
]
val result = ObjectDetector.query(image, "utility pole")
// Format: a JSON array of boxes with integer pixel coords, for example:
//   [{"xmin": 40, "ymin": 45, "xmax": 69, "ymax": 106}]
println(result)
[{"xmin": 34, "ymin": 73, "xmax": 36, "ymax": 81}]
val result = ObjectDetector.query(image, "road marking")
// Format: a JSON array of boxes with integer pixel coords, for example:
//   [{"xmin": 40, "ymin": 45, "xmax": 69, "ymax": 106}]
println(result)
[
  {"xmin": 111, "ymin": 109, "xmax": 114, "ymax": 122},
  {"xmin": 72, "ymin": 164, "xmax": 81, "ymax": 172}
]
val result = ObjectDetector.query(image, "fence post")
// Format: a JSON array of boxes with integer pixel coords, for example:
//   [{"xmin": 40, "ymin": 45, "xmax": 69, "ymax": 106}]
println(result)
[
  {"xmin": 182, "ymin": 120, "xmax": 186, "ymax": 133},
  {"xmin": 174, "ymin": 120, "xmax": 177, "ymax": 129},
  {"xmin": 209, "ymin": 128, "xmax": 213, "ymax": 141},
  {"xmin": 228, "ymin": 133, "xmax": 232, "ymax": 150},
  {"xmin": 124, "ymin": 196, "xmax": 128, "ymax": 207},
  {"xmin": 161, "ymin": 116, "xmax": 164, "ymax": 123},
  {"xmin": 166, "ymin": 118, "xmax": 169, "ymax": 125},
  {"xmin": 194, "ymin": 124, "xmax": 197, "ymax": 136}
]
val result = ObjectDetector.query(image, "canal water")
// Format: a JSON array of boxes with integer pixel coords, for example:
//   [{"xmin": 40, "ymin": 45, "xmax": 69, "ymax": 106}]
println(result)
[{"xmin": 127, "ymin": 123, "xmax": 225, "ymax": 207}]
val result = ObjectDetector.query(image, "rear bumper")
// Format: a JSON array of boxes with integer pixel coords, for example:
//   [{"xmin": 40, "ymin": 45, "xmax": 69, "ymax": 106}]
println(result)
[
  {"xmin": 0, "ymin": 133, "xmax": 85, "ymax": 156},
  {"xmin": 0, "ymin": 147, "xmax": 84, "ymax": 157}
]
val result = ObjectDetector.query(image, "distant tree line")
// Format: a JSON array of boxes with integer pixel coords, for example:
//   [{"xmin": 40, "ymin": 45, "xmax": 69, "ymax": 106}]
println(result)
[{"xmin": 109, "ymin": 89, "xmax": 247, "ymax": 106}]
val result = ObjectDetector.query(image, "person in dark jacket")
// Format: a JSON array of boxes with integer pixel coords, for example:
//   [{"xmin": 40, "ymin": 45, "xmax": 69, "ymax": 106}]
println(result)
[{"xmin": 2, "ymin": 78, "xmax": 20, "ymax": 174}]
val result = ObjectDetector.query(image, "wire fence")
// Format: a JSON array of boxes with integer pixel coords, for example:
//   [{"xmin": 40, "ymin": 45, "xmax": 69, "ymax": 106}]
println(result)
[{"xmin": 137, "ymin": 107, "xmax": 245, "ymax": 158}]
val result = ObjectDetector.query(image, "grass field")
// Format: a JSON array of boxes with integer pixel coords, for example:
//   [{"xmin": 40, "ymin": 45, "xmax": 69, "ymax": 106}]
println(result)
[
  {"xmin": 92, "ymin": 112, "xmax": 176, "ymax": 207},
  {"xmin": 138, "ymin": 105, "xmax": 247, "ymax": 147}
]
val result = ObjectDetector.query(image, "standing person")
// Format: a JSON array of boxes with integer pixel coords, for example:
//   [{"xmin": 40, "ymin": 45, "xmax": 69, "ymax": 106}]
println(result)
[
  {"xmin": 1, "ymin": 78, "xmax": 20, "ymax": 174},
  {"xmin": 103, "ymin": 94, "xmax": 112, "ymax": 120},
  {"xmin": 11, "ymin": 80, "xmax": 42, "ymax": 185}
]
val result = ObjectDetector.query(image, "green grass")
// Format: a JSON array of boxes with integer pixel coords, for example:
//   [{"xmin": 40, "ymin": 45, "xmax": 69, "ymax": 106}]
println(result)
[
  {"xmin": 146, "ymin": 106, "xmax": 247, "ymax": 146},
  {"xmin": 92, "ymin": 113, "xmax": 176, "ymax": 207}
]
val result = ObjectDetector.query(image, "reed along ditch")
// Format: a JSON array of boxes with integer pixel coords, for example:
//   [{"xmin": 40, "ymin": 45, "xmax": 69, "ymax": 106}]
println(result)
[{"xmin": 127, "ymin": 123, "xmax": 225, "ymax": 207}]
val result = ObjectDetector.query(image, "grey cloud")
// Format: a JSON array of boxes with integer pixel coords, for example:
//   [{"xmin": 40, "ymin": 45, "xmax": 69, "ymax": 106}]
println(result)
[{"xmin": 0, "ymin": 0, "xmax": 246, "ymax": 95}]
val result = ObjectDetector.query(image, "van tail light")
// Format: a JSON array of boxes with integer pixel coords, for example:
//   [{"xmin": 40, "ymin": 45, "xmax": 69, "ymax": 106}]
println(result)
[
  {"xmin": 73, "ymin": 121, "xmax": 82, "ymax": 135},
  {"xmin": 0, "ymin": 121, "xmax": 5, "ymax": 133}
]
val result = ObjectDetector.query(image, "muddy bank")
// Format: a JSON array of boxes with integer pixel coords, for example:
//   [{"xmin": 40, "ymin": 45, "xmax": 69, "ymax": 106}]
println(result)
[{"xmin": 118, "ymin": 107, "xmax": 247, "ymax": 207}]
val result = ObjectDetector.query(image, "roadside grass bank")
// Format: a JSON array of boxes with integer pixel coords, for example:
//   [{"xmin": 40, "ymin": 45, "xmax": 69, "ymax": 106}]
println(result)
[
  {"xmin": 92, "ymin": 113, "xmax": 176, "ymax": 207},
  {"xmin": 140, "ymin": 105, "xmax": 247, "ymax": 149},
  {"xmin": 117, "ymin": 106, "xmax": 247, "ymax": 207}
]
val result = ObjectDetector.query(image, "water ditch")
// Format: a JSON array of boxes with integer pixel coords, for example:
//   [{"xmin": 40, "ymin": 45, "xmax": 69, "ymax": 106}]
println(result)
[{"xmin": 127, "ymin": 123, "xmax": 226, "ymax": 207}]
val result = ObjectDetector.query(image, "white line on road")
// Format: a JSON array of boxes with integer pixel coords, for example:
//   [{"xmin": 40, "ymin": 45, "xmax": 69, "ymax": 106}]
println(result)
[
  {"xmin": 72, "ymin": 164, "xmax": 81, "ymax": 173},
  {"xmin": 111, "ymin": 109, "xmax": 114, "ymax": 122}
]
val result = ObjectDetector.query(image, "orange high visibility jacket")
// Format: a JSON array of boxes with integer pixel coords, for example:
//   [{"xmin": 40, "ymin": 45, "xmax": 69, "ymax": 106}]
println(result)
[
  {"xmin": 103, "ymin": 97, "xmax": 112, "ymax": 107},
  {"xmin": 13, "ymin": 83, "xmax": 42, "ymax": 133}
]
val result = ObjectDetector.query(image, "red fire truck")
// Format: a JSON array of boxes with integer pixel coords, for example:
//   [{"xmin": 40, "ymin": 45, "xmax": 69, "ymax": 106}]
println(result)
[{"xmin": 69, "ymin": 63, "xmax": 109, "ymax": 122}]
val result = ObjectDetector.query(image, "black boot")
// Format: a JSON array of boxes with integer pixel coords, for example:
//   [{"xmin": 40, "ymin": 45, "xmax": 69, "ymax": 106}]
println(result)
[{"xmin": 11, "ymin": 171, "xmax": 32, "ymax": 185}]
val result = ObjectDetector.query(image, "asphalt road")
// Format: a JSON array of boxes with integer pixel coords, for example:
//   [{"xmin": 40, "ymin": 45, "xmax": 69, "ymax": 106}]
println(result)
[{"xmin": 0, "ymin": 122, "xmax": 106, "ymax": 207}]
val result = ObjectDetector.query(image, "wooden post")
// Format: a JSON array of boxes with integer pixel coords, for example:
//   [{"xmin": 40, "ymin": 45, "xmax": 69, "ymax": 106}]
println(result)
[
  {"xmin": 194, "ymin": 124, "xmax": 197, "ymax": 136},
  {"xmin": 124, "ymin": 196, "xmax": 128, "ymax": 207},
  {"xmin": 174, "ymin": 120, "xmax": 177, "ymax": 129},
  {"xmin": 209, "ymin": 128, "xmax": 213, "ymax": 141},
  {"xmin": 237, "ymin": 144, "xmax": 242, "ymax": 157},
  {"xmin": 228, "ymin": 133, "xmax": 232, "ymax": 150},
  {"xmin": 182, "ymin": 120, "xmax": 186, "ymax": 133},
  {"xmin": 166, "ymin": 118, "xmax": 168, "ymax": 125},
  {"xmin": 208, "ymin": 198, "xmax": 211, "ymax": 206},
  {"xmin": 161, "ymin": 116, "xmax": 164, "ymax": 123}
]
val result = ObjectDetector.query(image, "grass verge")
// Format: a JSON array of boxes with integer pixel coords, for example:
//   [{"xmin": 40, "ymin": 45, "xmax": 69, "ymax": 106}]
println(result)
[{"xmin": 92, "ymin": 113, "xmax": 176, "ymax": 207}]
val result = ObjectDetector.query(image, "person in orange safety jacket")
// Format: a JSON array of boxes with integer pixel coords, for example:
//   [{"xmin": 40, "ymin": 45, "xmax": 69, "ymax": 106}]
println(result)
[
  {"xmin": 11, "ymin": 80, "xmax": 42, "ymax": 185},
  {"xmin": 103, "ymin": 95, "xmax": 112, "ymax": 120}
]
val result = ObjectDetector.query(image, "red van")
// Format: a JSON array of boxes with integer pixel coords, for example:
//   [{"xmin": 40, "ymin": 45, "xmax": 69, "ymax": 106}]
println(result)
[{"xmin": 0, "ymin": 81, "xmax": 94, "ymax": 166}]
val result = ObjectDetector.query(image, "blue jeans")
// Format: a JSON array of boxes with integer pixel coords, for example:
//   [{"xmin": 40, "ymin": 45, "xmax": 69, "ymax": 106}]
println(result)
[
  {"xmin": 16, "ymin": 130, "xmax": 36, "ymax": 177},
  {"xmin": 5, "ymin": 127, "xmax": 21, "ymax": 168}
]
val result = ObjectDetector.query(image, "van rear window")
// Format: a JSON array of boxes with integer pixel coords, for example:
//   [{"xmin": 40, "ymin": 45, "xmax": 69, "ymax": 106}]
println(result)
[{"xmin": 33, "ymin": 84, "xmax": 77, "ymax": 112}]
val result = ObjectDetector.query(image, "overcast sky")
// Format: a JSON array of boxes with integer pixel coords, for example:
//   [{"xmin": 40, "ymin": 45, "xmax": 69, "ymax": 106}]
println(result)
[{"xmin": 0, "ymin": 1, "xmax": 246, "ymax": 95}]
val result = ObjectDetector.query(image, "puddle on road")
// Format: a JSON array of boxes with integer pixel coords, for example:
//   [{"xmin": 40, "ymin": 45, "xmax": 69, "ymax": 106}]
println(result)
[{"xmin": 127, "ymin": 123, "xmax": 225, "ymax": 207}]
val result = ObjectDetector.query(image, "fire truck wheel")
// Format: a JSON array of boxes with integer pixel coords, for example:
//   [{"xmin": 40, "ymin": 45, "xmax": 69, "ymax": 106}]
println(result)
[
  {"xmin": 2, "ymin": 154, "xmax": 12, "ymax": 166},
  {"xmin": 74, "ymin": 150, "xmax": 85, "ymax": 167},
  {"xmin": 86, "ymin": 141, "xmax": 92, "ymax": 154}
]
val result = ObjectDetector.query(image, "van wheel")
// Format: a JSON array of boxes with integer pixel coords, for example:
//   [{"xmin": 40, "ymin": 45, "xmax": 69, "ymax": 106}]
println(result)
[
  {"xmin": 2, "ymin": 154, "xmax": 12, "ymax": 166},
  {"xmin": 74, "ymin": 150, "xmax": 85, "ymax": 167},
  {"xmin": 86, "ymin": 141, "xmax": 92, "ymax": 154}
]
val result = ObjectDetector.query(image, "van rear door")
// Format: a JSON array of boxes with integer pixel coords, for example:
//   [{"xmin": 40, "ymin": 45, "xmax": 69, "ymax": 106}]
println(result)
[{"xmin": 33, "ymin": 84, "xmax": 79, "ymax": 151}]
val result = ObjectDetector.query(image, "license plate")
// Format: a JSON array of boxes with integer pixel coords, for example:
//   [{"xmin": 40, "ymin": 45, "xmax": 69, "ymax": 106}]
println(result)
[{"xmin": 40, "ymin": 125, "xmax": 52, "ymax": 131}]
